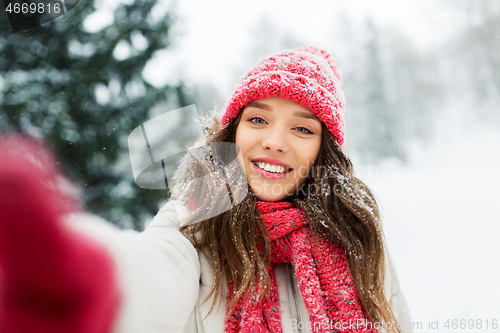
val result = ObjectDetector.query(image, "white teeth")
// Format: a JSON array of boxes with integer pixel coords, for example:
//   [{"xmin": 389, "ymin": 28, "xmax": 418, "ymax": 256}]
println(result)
[{"xmin": 255, "ymin": 161, "xmax": 289, "ymax": 174}]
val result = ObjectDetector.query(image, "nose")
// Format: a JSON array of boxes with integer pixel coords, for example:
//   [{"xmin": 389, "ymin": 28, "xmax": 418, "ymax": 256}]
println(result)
[{"xmin": 261, "ymin": 126, "xmax": 289, "ymax": 153}]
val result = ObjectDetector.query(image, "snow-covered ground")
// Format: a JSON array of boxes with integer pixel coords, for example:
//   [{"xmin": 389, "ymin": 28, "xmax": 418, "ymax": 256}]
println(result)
[{"xmin": 358, "ymin": 125, "xmax": 500, "ymax": 332}]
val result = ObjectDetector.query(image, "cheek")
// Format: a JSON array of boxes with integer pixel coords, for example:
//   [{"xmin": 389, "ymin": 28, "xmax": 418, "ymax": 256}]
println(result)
[
  {"xmin": 235, "ymin": 127, "xmax": 250, "ymax": 171},
  {"xmin": 235, "ymin": 125, "xmax": 256, "ymax": 157},
  {"xmin": 235, "ymin": 146, "xmax": 246, "ymax": 173},
  {"xmin": 302, "ymin": 139, "xmax": 321, "ymax": 160},
  {"xmin": 294, "ymin": 141, "xmax": 320, "ymax": 180},
  {"xmin": 234, "ymin": 128, "xmax": 245, "ymax": 156}
]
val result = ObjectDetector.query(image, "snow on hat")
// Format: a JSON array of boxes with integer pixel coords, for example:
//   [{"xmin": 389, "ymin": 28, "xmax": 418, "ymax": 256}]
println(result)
[{"xmin": 221, "ymin": 46, "xmax": 346, "ymax": 147}]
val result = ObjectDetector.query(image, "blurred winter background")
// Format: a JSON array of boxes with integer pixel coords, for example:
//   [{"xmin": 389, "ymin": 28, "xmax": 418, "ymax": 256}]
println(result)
[{"xmin": 1, "ymin": 0, "xmax": 499, "ymax": 331}]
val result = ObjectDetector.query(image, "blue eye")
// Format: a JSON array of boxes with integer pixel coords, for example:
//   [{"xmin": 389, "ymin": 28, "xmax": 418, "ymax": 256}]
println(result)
[
  {"xmin": 249, "ymin": 117, "xmax": 266, "ymax": 124},
  {"xmin": 295, "ymin": 127, "xmax": 313, "ymax": 134}
]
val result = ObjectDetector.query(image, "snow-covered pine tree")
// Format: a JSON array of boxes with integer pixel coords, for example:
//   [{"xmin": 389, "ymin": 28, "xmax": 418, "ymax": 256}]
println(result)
[{"xmin": 0, "ymin": 0, "xmax": 193, "ymax": 230}]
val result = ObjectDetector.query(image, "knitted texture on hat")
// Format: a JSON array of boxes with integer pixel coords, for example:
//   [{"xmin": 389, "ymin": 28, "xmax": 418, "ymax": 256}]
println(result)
[
  {"xmin": 224, "ymin": 201, "xmax": 378, "ymax": 333},
  {"xmin": 221, "ymin": 46, "xmax": 346, "ymax": 147}
]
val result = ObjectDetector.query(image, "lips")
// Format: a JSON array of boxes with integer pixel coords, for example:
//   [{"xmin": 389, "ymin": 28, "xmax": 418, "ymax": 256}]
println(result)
[
  {"xmin": 251, "ymin": 157, "xmax": 293, "ymax": 170},
  {"xmin": 250, "ymin": 160, "xmax": 293, "ymax": 179}
]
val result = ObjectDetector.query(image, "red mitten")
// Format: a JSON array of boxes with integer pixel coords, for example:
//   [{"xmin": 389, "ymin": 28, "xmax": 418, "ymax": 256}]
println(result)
[{"xmin": 0, "ymin": 135, "xmax": 120, "ymax": 333}]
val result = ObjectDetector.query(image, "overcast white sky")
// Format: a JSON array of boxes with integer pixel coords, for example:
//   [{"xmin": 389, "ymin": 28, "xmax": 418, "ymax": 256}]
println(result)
[
  {"xmin": 142, "ymin": 0, "xmax": 467, "ymax": 95},
  {"xmin": 85, "ymin": 0, "xmax": 469, "ymax": 95}
]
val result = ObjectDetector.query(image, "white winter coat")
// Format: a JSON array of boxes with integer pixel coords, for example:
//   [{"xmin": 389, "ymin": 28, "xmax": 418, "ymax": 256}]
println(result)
[{"xmin": 67, "ymin": 200, "xmax": 413, "ymax": 333}]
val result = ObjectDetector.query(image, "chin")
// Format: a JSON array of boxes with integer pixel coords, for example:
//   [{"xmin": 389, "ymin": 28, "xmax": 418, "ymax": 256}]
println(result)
[{"xmin": 253, "ymin": 191, "xmax": 290, "ymax": 202}]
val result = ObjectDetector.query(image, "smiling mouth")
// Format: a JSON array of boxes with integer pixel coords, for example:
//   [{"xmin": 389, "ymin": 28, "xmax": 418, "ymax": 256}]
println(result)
[{"xmin": 252, "ymin": 161, "xmax": 293, "ymax": 174}]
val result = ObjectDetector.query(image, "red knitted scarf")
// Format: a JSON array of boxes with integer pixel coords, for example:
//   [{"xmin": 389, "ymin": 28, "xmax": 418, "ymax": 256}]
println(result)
[{"xmin": 224, "ymin": 201, "xmax": 379, "ymax": 333}]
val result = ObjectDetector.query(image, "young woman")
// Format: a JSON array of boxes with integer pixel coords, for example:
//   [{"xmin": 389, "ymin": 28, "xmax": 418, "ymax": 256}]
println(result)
[
  {"xmin": 145, "ymin": 46, "xmax": 413, "ymax": 332},
  {"xmin": 0, "ymin": 47, "xmax": 412, "ymax": 333}
]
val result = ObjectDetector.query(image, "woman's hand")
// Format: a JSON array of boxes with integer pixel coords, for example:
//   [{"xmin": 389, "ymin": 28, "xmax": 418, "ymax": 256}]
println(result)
[{"xmin": 0, "ymin": 135, "xmax": 120, "ymax": 333}]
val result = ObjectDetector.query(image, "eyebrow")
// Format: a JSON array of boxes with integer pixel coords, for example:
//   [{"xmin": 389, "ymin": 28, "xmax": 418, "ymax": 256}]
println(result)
[
  {"xmin": 246, "ymin": 101, "xmax": 320, "ymax": 121},
  {"xmin": 247, "ymin": 101, "xmax": 272, "ymax": 111},
  {"xmin": 293, "ymin": 111, "xmax": 319, "ymax": 120}
]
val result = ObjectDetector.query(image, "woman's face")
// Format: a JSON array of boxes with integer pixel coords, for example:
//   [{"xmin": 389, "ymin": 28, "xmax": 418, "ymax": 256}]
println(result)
[{"xmin": 235, "ymin": 96, "xmax": 322, "ymax": 201}]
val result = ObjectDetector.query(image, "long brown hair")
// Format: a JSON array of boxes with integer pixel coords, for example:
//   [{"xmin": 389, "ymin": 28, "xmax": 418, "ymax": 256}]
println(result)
[{"xmin": 176, "ymin": 108, "xmax": 400, "ymax": 332}]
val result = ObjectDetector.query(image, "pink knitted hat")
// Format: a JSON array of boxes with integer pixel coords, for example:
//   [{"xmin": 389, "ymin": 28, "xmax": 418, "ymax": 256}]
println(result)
[{"xmin": 221, "ymin": 46, "xmax": 346, "ymax": 147}]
